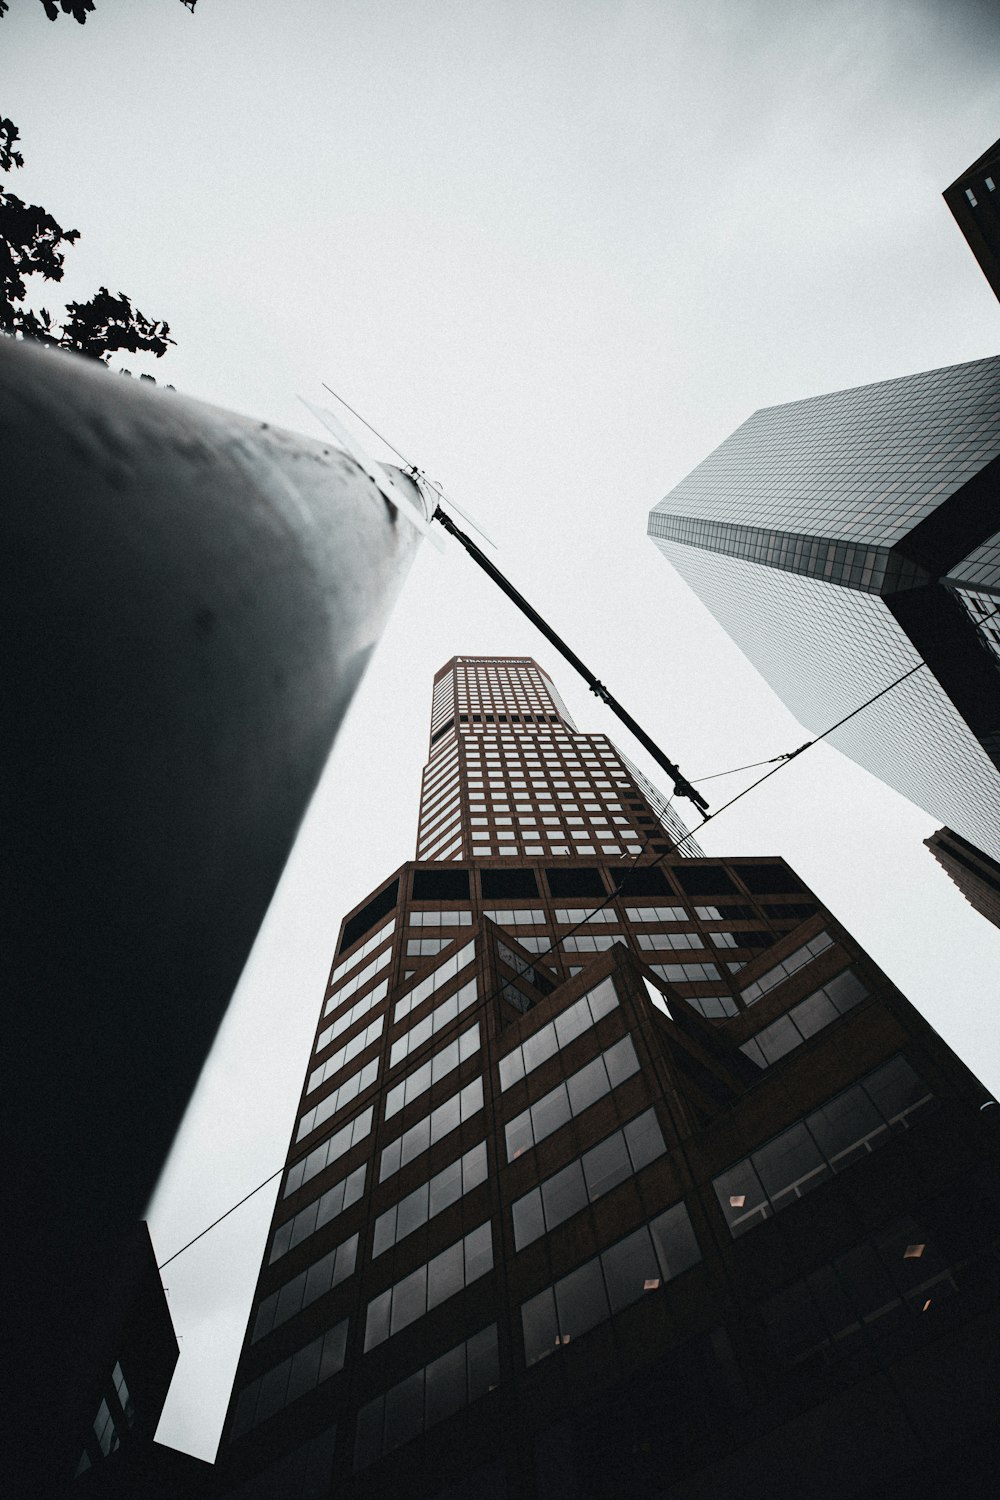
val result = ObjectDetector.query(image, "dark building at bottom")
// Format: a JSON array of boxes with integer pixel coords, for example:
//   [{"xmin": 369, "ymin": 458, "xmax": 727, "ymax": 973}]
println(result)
[{"xmin": 212, "ymin": 659, "xmax": 1000, "ymax": 1500}]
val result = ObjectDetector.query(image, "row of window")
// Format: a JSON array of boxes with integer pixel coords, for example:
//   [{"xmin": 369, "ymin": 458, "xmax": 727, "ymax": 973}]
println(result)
[
  {"xmin": 521, "ymin": 1199, "xmax": 701, "ymax": 1366},
  {"xmin": 498, "ymin": 976, "xmax": 618, "ymax": 1092},
  {"xmin": 354, "ymin": 1322, "xmax": 498, "ymax": 1470},
  {"xmin": 406, "ymin": 938, "xmax": 452, "ymax": 956},
  {"xmin": 270, "ymin": 1163, "xmax": 366, "ymax": 1263},
  {"xmin": 230, "ymin": 1320, "xmax": 349, "ymax": 1438},
  {"xmin": 284, "ymin": 1106, "xmax": 374, "ymax": 1199},
  {"xmin": 253, "ymin": 1232, "xmax": 359, "ymax": 1343},
  {"xmin": 636, "ymin": 930, "xmax": 701, "ymax": 951},
  {"xmin": 394, "ymin": 940, "xmax": 476, "ymax": 1023},
  {"xmin": 315, "ymin": 977, "xmax": 388, "ymax": 1055},
  {"xmin": 330, "ymin": 918, "xmax": 395, "ymax": 986},
  {"xmin": 760, "ymin": 1213, "xmax": 956, "ymax": 1370},
  {"xmin": 512, "ymin": 1108, "xmax": 666, "ymax": 1250},
  {"xmin": 740, "ymin": 967, "xmax": 868, "ymax": 1071},
  {"xmin": 374, "ymin": 1142, "xmax": 488, "ymax": 1257},
  {"xmin": 713, "ymin": 1055, "xmax": 934, "ymax": 1237},
  {"xmin": 385, "ymin": 1023, "xmax": 480, "ymax": 1120},
  {"xmin": 363, "ymin": 1222, "xmax": 494, "ymax": 1351},
  {"xmin": 308, "ymin": 1015, "xmax": 383, "ymax": 1096},
  {"xmin": 389, "ymin": 978, "xmax": 477, "ymax": 1070},
  {"xmin": 323, "ymin": 944, "xmax": 393, "ymax": 1016},
  {"xmin": 297, "ymin": 1058, "xmax": 379, "ymax": 1143},
  {"xmin": 740, "ymin": 929, "xmax": 834, "ymax": 1005},
  {"xmin": 484, "ymin": 907, "xmax": 545, "ymax": 924},
  {"xmin": 408, "ymin": 910, "xmax": 473, "ymax": 927},
  {"xmin": 562, "ymin": 932, "xmax": 623, "ymax": 953},
  {"xmin": 380, "ymin": 1076, "xmax": 484, "ymax": 1183},
  {"xmin": 650, "ymin": 961, "xmax": 721, "ymax": 983},
  {"xmin": 506, "ymin": 1035, "xmax": 641, "ymax": 1162}
]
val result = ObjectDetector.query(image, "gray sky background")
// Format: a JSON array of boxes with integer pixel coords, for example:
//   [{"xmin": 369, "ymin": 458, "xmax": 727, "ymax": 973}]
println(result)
[{"xmin": 5, "ymin": 0, "xmax": 1000, "ymax": 1463}]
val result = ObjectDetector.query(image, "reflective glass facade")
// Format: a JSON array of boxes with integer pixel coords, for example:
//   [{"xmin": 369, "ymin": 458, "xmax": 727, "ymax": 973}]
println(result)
[{"xmin": 648, "ymin": 357, "xmax": 1000, "ymax": 859}]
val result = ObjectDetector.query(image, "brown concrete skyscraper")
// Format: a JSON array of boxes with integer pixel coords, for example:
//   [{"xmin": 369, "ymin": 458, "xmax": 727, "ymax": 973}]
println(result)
[{"xmin": 217, "ymin": 658, "xmax": 1000, "ymax": 1500}]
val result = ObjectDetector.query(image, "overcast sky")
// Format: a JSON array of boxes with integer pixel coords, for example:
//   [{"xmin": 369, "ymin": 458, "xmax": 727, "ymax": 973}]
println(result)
[{"xmin": 5, "ymin": 0, "xmax": 1000, "ymax": 1463}]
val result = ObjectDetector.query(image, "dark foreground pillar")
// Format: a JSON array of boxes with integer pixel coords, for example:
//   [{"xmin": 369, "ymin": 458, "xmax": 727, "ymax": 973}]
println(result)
[{"xmin": 0, "ymin": 337, "xmax": 424, "ymax": 1492}]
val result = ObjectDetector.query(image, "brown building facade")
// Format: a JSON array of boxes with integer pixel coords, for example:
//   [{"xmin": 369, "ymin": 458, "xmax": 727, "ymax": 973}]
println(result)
[
  {"xmin": 925, "ymin": 825, "xmax": 1000, "ymax": 935},
  {"xmin": 216, "ymin": 659, "xmax": 1000, "ymax": 1500}
]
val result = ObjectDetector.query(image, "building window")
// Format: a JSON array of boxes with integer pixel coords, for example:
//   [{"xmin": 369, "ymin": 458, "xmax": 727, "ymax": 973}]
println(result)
[
  {"xmin": 520, "ymin": 1200, "xmax": 700, "ymax": 1366},
  {"xmin": 354, "ymin": 1325, "xmax": 499, "ymax": 1470},
  {"xmin": 740, "ymin": 930, "xmax": 835, "ymax": 1005},
  {"xmin": 389, "ymin": 978, "xmax": 478, "ymax": 1068},
  {"xmin": 230, "ymin": 1320, "xmax": 349, "ymax": 1439},
  {"xmin": 253, "ymin": 1232, "xmax": 359, "ymax": 1342},
  {"xmin": 363, "ymin": 1222, "xmax": 494, "ymax": 1351},
  {"xmin": 380, "ymin": 1076, "xmax": 484, "ymax": 1183},
  {"xmin": 713, "ymin": 1055, "xmax": 934, "ymax": 1237},
  {"xmin": 308, "ymin": 1015, "xmax": 384, "ymax": 1095},
  {"xmin": 374, "ymin": 1142, "xmax": 488, "ymax": 1257},
  {"xmin": 296, "ymin": 1058, "xmax": 379, "ymax": 1143},
  {"xmin": 512, "ymin": 1108, "xmax": 666, "ymax": 1250},
  {"xmin": 505, "ymin": 1035, "xmax": 641, "ymax": 1162},
  {"xmin": 384, "ymin": 1023, "xmax": 480, "ymax": 1119},
  {"xmin": 740, "ymin": 967, "xmax": 868, "ymax": 1070},
  {"xmin": 283, "ymin": 1106, "xmax": 374, "ymax": 1199},
  {"xmin": 498, "ymin": 977, "xmax": 618, "ymax": 1091},
  {"xmin": 270, "ymin": 1162, "xmax": 366, "ymax": 1263}
]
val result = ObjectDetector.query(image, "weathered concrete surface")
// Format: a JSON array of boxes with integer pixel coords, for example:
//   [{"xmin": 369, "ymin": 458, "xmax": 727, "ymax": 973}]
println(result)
[{"xmin": 0, "ymin": 336, "xmax": 423, "ymax": 1491}]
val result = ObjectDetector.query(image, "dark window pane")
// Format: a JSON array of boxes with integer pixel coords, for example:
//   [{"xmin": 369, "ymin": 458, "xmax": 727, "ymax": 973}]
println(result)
[
  {"xmin": 275, "ymin": 1272, "xmax": 306, "ymax": 1328},
  {"xmin": 506, "ymin": 1109, "xmax": 533, "ymax": 1162},
  {"xmin": 285, "ymin": 1335, "xmax": 322, "ymax": 1406},
  {"xmin": 499, "ymin": 1051, "xmax": 524, "ymax": 1090},
  {"xmin": 826, "ymin": 969, "xmax": 867, "ymax": 1014},
  {"xmin": 463, "ymin": 1141, "xmax": 489, "ymax": 1192},
  {"xmin": 531, "ymin": 1084, "xmax": 572, "ymax": 1141},
  {"xmin": 380, "ymin": 1138, "xmax": 402, "ymax": 1183},
  {"xmin": 336, "ymin": 1234, "xmax": 358, "ymax": 1285},
  {"xmin": 554, "ymin": 1258, "xmax": 609, "ymax": 1340},
  {"xmin": 364, "ymin": 1289, "xmax": 391, "ymax": 1352},
  {"xmin": 256, "ymin": 1362, "xmax": 289, "ymax": 1423},
  {"xmin": 587, "ymin": 977, "xmax": 618, "ymax": 1021},
  {"xmin": 791, "ymin": 990, "xmax": 838, "ymax": 1038},
  {"xmin": 582, "ymin": 1132, "xmax": 631, "ymax": 1202},
  {"xmin": 522, "ymin": 1287, "xmax": 559, "ymax": 1366},
  {"xmin": 740, "ymin": 1037, "xmax": 768, "ymax": 1069},
  {"xmin": 424, "ymin": 1343, "xmax": 466, "ymax": 1429},
  {"xmin": 713, "ymin": 1160, "xmax": 769, "ymax": 1236},
  {"xmin": 353, "ymin": 1396, "xmax": 384, "ymax": 1471},
  {"xmin": 430, "ymin": 1091, "xmax": 460, "ymax": 1142},
  {"xmin": 230, "ymin": 1380, "xmax": 259, "ymax": 1439},
  {"xmin": 753, "ymin": 1122, "xmax": 828, "ymax": 1205},
  {"xmin": 383, "ymin": 1369, "xmax": 424, "ymax": 1453},
  {"xmin": 320, "ymin": 1319, "xmax": 348, "ymax": 1381},
  {"xmin": 304, "ymin": 1249, "xmax": 336, "ymax": 1308},
  {"xmin": 466, "ymin": 1323, "xmax": 500, "ymax": 1400},
  {"xmin": 604, "ymin": 1035, "xmax": 639, "ymax": 1087},
  {"xmin": 513, "ymin": 1188, "xmax": 546, "ymax": 1250},
  {"xmin": 464, "ymin": 1221, "xmax": 494, "ymax": 1282},
  {"xmin": 757, "ymin": 1015, "xmax": 801, "ymax": 1065},
  {"xmin": 650, "ymin": 1201, "xmax": 701, "ymax": 1281},
  {"xmin": 623, "ymin": 1108, "xmax": 666, "ymax": 1171},
  {"xmin": 554, "ymin": 999, "xmax": 590, "ymax": 1049},
  {"xmin": 373, "ymin": 1208, "xmax": 396, "ymax": 1257},
  {"xmin": 807, "ymin": 1087, "xmax": 883, "ymax": 1170},
  {"xmin": 429, "ymin": 1158, "xmax": 462, "ymax": 1218},
  {"xmin": 427, "ymin": 1241, "xmax": 464, "ymax": 1310},
  {"xmin": 392, "ymin": 1263, "xmax": 428, "ymax": 1334},
  {"xmin": 542, "ymin": 1159, "xmax": 588, "ymax": 1228},
  {"xmin": 402, "ymin": 1114, "xmax": 431, "ymax": 1164},
  {"xmin": 566, "ymin": 1057, "xmax": 607, "ymax": 1116},
  {"xmin": 397, "ymin": 1182, "xmax": 430, "ymax": 1241},
  {"xmin": 862, "ymin": 1055, "xmax": 932, "ymax": 1125},
  {"xmin": 253, "ymin": 1291, "xmax": 278, "ymax": 1342},
  {"xmin": 290, "ymin": 1200, "xmax": 318, "ymax": 1251},
  {"xmin": 601, "ymin": 1226, "xmax": 660, "ymax": 1312},
  {"xmin": 270, "ymin": 1220, "xmax": 293, "ymax": 1263},
  {"xmin": 523, "ymin": 1023, "xmax": 557, "ymax": 1075}
]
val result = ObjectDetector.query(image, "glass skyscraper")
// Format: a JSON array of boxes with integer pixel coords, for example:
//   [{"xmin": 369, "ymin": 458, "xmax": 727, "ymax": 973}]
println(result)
[
  {"xmin": 647, "ymin": 356, "xmax": 1000, "ymax": 861},
  {"xmin": 212, "ymin": 658, "xmax": 999, "ymax": 1500}
]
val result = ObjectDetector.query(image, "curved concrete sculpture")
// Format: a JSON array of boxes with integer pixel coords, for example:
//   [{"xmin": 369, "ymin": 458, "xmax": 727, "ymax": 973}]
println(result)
[{"xmin": 0, "ymin": 336, "xmax": 424, "ymax": 1490}]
